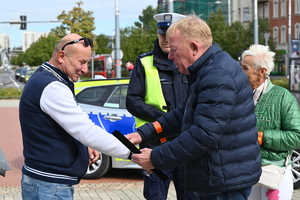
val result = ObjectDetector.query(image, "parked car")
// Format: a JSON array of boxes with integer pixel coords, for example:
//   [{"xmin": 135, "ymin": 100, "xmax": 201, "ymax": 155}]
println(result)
[
  {"xmin": 23, "ymin": 69, "xmax": 36, "ymax": 83},
  {"xmin": 75, "ymin": 78, "xmax": 140, "ymax": 179},
  {"xmin": 15, "ymin": 67, "xmax": 23, "ymax": 80},
  {"xmin": 18, "ymin": 68, "xmax": 31, "ymax": 82}
]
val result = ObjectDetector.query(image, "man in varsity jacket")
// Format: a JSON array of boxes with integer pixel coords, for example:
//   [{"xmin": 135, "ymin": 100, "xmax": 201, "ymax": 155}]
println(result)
[{"xmin": 19, "ymin": 33, "xmax": 131, "ymax": 199}]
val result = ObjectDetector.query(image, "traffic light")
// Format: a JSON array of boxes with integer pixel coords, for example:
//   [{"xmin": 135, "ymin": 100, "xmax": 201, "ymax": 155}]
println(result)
[{"xmin": 20, "ymin": 15, "xmax": 27, "ymax": 30}]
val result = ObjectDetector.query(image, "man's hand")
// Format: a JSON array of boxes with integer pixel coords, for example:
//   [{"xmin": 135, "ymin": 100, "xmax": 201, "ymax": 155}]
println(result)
[
  {"xmin": 131, "ymin": 148, "xmax": 154, "ymax": 171},
  {"xmin": 88, "ymin": 147, "xmax": 100, "ymax": 165},
  {"xmin": 125, "ymin": 132, "xmax": 142, "ymax": 145}
]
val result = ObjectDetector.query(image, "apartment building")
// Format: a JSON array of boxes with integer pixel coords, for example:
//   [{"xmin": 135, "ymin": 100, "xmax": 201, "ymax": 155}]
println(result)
[
  {"xmin": 22, "ymin": 31, "xmax": 48, "ymax": 52},
  {"xmin": 0, "ymin": 33, "xmax": 10, "ymax": 49},
  {"xmin": 158, "ymin": 0, "xmax": 299, "ymax": 55}
]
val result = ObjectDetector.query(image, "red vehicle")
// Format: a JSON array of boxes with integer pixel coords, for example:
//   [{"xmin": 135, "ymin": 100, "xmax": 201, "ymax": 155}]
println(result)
[{"xmin": 86, "ymin": 54, "xmax": 115, "ymax": 78}]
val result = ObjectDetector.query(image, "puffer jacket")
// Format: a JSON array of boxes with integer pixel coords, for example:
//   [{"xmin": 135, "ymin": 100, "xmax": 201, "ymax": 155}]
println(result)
[
  {"xmin": 126, "ymin": 39, "xmax": 189, "ymax": 148},
  {"xmin": 137, "ymin": 43, "xmax": 262, "ymax": 195},
  {"xmin": 256, "ymin": 82, "xmax": 300, "ymax": 166}
]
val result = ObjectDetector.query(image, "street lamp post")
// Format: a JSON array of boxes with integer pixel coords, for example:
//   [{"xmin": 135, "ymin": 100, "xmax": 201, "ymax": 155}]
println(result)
[
  {"xmin": 254, "ymin": 0, "xmax": 258, "ymax": 44},
  {"xmin": 228, "ymin": 0, "xmax": 231, "ymax": 25},
  {"xmin": 115, "ymin": 0, "xmax": 121, "ymax": 78}
]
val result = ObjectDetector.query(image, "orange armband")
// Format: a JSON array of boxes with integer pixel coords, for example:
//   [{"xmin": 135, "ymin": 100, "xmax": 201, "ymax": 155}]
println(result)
[
  {"xmin": 152, "ymin": 121, "xmax": 163, "ymax": 134},
  {"xmin": 258, "ymin": 131, "xmax": 264, "ymax": 145}
]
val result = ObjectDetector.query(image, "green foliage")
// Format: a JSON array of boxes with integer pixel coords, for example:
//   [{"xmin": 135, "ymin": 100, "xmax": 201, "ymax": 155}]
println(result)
[
  {"xmin": 207, "ymin": 11, "xmax": 278, "ymax": 60},
  {"xmin": 12, "ymin": 1, "xmax": 97, "ymax": 66},
  {"xmin": 121, "ymin": 5, "xmax": 159, "ymax": 63},
  {"xmin": 95, "ymin": 34, "xmax": 112, "ymax": 55},
  {"xmin": 271, "ymin": 78, "xmax": 289, "ymax": 90},
  {"xmin": 22, "ymin": 35, "xmax": 59, "ymax": 66},
  {"xmin": 0, "ymin": 87, "xmax": 22, "ymax": 99},
  {"xmin": 49, "ymin": 1, "xmax": 97, "ymax": 50},
  {"xmin": 10, "ymin": 52, "xmax": 25, "ymax": 66}
]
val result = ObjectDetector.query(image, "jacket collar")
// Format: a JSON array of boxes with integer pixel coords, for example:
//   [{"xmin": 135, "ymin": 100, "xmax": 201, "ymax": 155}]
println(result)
[{"xmin": 188, "ymin": 43, "xmax": 222, "ymax": 79}]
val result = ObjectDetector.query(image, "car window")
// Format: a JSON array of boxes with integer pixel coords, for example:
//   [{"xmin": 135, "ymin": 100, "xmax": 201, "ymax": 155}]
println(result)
[
  {"xmin": 76, "ymin": 85, "xmax": 114, "ymax": 106},
  {"xmin": 104, "ymin": 85, "xmax": 128, "ymax": 109},
  {"xmin": 76, "ymin": 84, "xmax": 128, "ymax": 108}
]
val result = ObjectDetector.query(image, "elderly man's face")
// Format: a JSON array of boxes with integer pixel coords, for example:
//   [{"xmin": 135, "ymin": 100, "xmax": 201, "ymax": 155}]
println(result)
[
  {"xmin": 167, "ymin": 30, "xmax": 193, "ymax": 75},
  {"xmin": 241, "ymin": 55, "xmax": 263, "ymax": 89}
]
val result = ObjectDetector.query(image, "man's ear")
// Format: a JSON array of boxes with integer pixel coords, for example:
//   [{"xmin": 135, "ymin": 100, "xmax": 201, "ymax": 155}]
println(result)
[
  {"xmin": 260, "ymin": 67, "xmax": 267, "ymax": 75},
  {"xmin": 190, "ymin": 41, "xmax": 199, "ymax": 56},
  {"xmin": 57, "ymin": 51, "xmax": 66, "ymax": 64}
]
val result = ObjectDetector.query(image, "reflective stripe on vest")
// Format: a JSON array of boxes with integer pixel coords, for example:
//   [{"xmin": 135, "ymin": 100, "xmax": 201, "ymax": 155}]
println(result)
[{"xmin": 134, "ymin": 55, "xmax": 167, "ymax": 128}]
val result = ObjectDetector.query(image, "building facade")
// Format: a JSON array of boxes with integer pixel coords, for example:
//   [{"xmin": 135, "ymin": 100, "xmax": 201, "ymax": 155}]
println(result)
[
  {"xmin": 0, "ymin": 33, "xmax": 10, "ymax": 49},
  {"xmin": 22, "ymin": 31, "xmax": 48, "ymax": 52},
  {"xmin": 158, "ymin": 0, "xmax": 299, "ymax": 54}
]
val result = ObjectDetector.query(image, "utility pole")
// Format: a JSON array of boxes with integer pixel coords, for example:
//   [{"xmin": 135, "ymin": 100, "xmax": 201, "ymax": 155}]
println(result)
[
  {"xmin": 115, "ymin": 0, "xmax": 121, "ymax": 78},
  {"xmin": 168, "ymin": 0, "xmax": 173, "ymax": 13},
  {"xmin": 287, "ymin": 0, "xmax": 292, "ymax": 76},
  {"xmin": 254, "ymin": 0, "xmax": 258, "ymax": 44},
  {"xmin": 228, "ymin": 0, "xmax": 231, "ymax": 25}
]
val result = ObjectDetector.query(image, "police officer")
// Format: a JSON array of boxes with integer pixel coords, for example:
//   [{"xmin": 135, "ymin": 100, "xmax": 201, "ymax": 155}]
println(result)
[{"xmin": 126, "ymin": 13, "xmax": 198, "ymax": 200}]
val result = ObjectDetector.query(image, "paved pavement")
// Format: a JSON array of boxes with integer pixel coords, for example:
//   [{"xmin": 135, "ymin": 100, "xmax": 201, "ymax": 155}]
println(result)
[{"xmin": 0, "ymin": 99, "xmax": 300, "ymax": 200}]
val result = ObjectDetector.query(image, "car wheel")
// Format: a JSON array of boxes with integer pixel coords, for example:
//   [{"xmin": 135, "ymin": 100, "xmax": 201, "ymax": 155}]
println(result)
[
  {"xmin": 82, "ymin": 152, "xmax": 111, "ymax": 179},
  {"xmin": 291, "ymin": 148, "xmax": 300, "ymax": 189}
]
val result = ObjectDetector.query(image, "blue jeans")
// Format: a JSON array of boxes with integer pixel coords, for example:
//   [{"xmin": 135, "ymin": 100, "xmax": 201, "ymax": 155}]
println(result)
[
  {"xmin": 21, "ymin": 173, "xmax": 74, "ymax": 200},
  {"xmin": 194, "ymin": 187, "xmax": 252, "ymax": 200},
  {"xmin": 143, "ymin": 165, "xmax": 198, "ymax": 200}
]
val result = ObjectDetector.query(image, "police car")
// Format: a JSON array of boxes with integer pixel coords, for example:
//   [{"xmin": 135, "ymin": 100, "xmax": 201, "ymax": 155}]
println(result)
[{"xmin": 75, "ymin": 78, "xmax": 141, "ymax": 179}]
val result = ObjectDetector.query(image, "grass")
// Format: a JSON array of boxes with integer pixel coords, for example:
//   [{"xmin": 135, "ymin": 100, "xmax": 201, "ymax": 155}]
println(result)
[
  {"xmin": 0, "ymin": 76, "xmax": 290, "ymax": 99},
  {"xmin": 0, "ymin": 87, "xmax": 22, "ymax": 99}
]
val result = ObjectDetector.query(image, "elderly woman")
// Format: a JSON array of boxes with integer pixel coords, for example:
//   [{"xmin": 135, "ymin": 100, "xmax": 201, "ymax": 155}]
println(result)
[{"xmin": 241, "ymin": 44, "xmax": 300, "ymax": 200}]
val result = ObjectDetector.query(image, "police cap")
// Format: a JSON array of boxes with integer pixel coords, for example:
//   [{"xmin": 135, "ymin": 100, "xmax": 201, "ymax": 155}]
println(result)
[{"xmin": 153, "ymin": 13, "xmax": 186, "ymax": 35}]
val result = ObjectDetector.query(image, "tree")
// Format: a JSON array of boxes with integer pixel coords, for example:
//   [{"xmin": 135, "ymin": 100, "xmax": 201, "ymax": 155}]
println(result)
[
  {"xmin": 95, "ymin": 34, "xmax": 112, "ymax": 55},
  {"xmin": 207, "ymin": 11, "xmax": 278, "ymax": 61},
  {"xmin": 50, "ymin": 1, "xmax": 96, "ymax": 47},
  {"xmin": 22, "ymin": 35, "xmax": 58, "ymax": 66},
  {"xmin": 13, "ymin": 1, "xmax": 97, "ymax": 66},
  {"xmin": 120, "ymin": 5, "xmax": 159, "ymax": 63}
]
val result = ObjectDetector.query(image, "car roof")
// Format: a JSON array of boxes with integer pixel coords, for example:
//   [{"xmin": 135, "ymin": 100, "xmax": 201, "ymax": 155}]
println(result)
[{"xmin": 74, "ymin": 78, "xmax": 130, "ymax": 95}]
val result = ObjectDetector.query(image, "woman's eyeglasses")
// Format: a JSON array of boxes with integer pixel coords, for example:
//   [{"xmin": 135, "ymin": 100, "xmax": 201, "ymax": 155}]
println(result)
[{"xmin": 61, "ymin": 37, "xmax": 93, "ymax": 51}]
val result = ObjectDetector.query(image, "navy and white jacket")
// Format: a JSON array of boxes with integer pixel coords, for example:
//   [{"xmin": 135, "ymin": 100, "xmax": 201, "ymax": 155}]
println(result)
[
  {"xmin": 19, "ymin": 62, "xmax": 130, "ymax": 184},
  {"xmin": 138, "ymin": 44, "xmax": 262, "ymax": 195}
]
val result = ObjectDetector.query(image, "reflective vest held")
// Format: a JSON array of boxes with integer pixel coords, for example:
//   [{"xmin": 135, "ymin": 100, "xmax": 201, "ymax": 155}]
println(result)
[{"xmin": 134, "ymin": 55, "xmax": 167, "ymax": 128}]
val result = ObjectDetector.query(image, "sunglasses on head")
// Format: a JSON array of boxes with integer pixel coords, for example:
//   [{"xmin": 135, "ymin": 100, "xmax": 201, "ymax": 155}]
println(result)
[{"xmin": 61, "ymin": 37, "xmax": 93, "ymax": 51}]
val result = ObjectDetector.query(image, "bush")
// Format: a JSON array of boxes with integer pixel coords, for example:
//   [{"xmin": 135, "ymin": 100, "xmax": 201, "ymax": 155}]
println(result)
[
  {"xmin": 271, "ymin": 78, "xmax": 289, "ymax": 90},
  {"xmin": 0, "ymin": 87, "xmax": 22, "ymax": 99}
]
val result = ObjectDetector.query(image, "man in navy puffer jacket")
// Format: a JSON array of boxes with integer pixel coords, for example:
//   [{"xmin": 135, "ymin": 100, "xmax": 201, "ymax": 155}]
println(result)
[{"xmin": 127, "ymin": 15, "xmax": 262, "ymax": 199}]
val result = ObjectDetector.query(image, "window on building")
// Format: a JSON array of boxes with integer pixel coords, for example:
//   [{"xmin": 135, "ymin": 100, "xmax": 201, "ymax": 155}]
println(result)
[
  {"xmin": 280, "ymin": 26, "xmax": 286, "ymax": 44},
  {"xmin": 273, "ymin": 27, "xmax": 279, "ymax": 44},
  {"xmin": 259, "ymin": 4, "xmax": 263, "ymax": 18},
  {"xmin": 295, "ymin": 23, "xmax": 300, "ymax": 39},
  {"xmin": 243, "ymin": 7, "xmax": 250, "ymax": 22},
  {"xmin": 296, "ymin": 0, "xmax": 300, "ymax": 14},
  {"xmin": 273, "ymin": 1, "xmax": 278, "ymax": 18},
  {"xmin": 265, "ymin": 3, "xmax": 269, "ymax": 19},
  {"xmin": 238, "ymin": 8, "xmax": 241, "ymax": 22},
  {"xmin": 281, "ymin": 0, "xmax": 286, "ymax": 17}
]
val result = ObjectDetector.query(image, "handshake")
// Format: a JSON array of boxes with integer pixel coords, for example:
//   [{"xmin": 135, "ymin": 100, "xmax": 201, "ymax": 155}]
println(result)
[{"xmin": 112, "ymin": 130, "xmax": 168, "ymax": 181}]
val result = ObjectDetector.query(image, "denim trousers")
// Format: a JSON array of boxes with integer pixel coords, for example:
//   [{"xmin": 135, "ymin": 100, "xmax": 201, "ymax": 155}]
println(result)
[
  {"xmin": 21, "ymin": 173, "xmax": 74, "ymax": 200},
  {"xmin": 194, "ymin": 187, "xmax": 252, "ymax": 200}
]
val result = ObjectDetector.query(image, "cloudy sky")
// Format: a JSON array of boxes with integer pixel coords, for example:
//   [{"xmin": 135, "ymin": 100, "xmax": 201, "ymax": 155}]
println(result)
[{"xmin": 0, "ymin": 0, "xmax": 157, "ymax": 48}]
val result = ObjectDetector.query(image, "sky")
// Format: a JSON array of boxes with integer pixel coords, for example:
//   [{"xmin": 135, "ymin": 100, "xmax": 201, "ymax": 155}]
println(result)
[{"xmin": 0, "ymin": 0, "xmax": 158, "ymax": 48}]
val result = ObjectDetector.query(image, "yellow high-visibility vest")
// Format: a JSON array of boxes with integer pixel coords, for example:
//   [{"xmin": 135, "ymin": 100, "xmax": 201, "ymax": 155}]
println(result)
[{"xmin": 134, "ymin": 55, "xmax": 167, "ymax": 127}]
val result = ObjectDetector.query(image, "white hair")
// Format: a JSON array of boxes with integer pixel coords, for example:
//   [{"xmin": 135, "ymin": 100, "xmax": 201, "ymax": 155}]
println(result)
[{"xmin": 241, "ymin": 44, "xmax": 276, "ymax": 77}]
